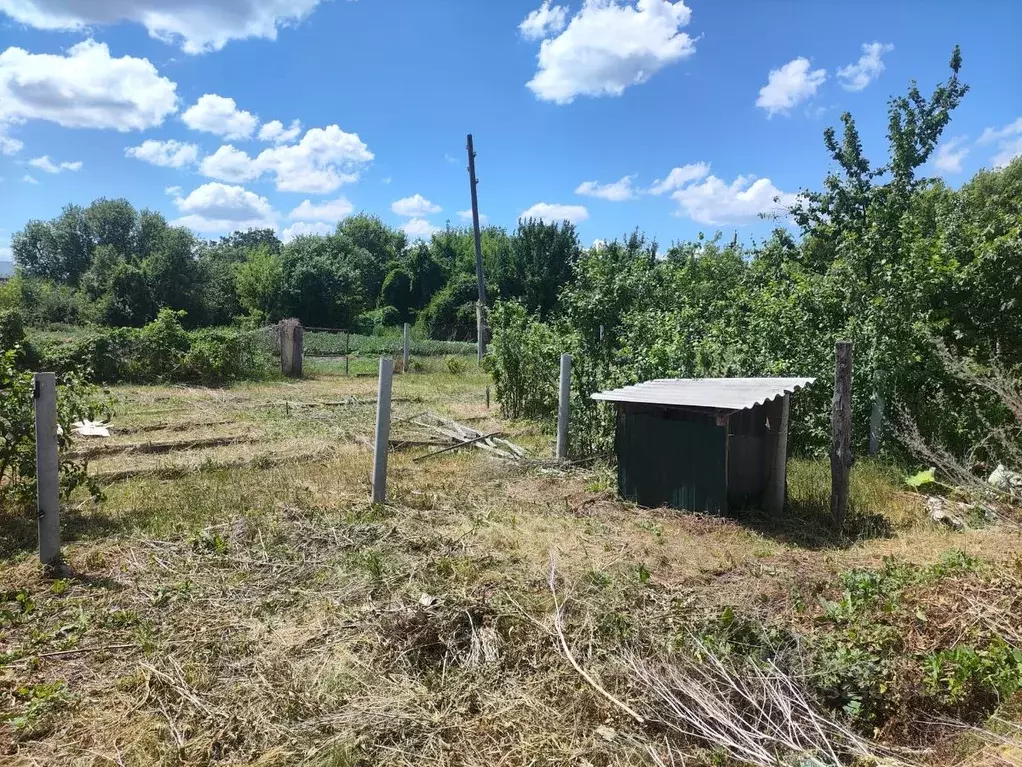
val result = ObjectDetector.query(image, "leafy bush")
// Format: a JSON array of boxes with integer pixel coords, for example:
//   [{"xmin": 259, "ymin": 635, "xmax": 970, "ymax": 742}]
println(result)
[
  {"xmin": 445, "ymin": 355, "xmax": 467, "ymax": 375},
  {"xmin": 0, "ymin": 350, "xmax": 110, "ymax": 510},
  {"xmin": 486, "ymin": 301, "xmax": 562, "ymax": 420}
]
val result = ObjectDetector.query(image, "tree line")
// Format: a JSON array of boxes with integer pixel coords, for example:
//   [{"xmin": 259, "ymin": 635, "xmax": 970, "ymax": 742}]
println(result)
[{"xmin": 3, "ymin": 204, "xmax": 582, "ymax": 338}]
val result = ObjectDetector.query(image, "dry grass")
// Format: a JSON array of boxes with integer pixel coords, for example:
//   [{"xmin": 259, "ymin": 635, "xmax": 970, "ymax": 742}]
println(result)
[{"xmin": 2, "ymin": 364, "xmax": 1022, "ymax": 765}]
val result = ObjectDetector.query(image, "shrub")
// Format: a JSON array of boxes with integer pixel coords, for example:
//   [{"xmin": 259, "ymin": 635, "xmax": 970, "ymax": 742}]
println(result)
[
  {"xmin": 445, "ymin": 355, "xmax": 467, "ymax": 375},
  {"xmin": 0, "ymin": 350, "xmax": 109, "ymax": 511},
  {"xmin": 487, "ymin": 301, "xmax": 562, "ymax": 420}
]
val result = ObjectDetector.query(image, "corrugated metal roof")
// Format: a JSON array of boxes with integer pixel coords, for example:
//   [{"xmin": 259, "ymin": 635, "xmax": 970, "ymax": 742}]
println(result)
[{"xmin": 591, "ymin": 377, "xmax": 816, "ymax": 411}]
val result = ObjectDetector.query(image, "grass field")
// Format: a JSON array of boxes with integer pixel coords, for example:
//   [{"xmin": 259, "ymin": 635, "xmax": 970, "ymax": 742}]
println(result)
[{"xmin": 2, "ymin": 363, "xmax": 1022, "ymax": 766}]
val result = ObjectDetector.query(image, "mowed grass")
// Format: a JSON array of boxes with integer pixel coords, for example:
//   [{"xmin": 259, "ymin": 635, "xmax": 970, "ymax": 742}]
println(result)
[{"xmin": 2, "ymin": 364, "xmax": 1021, "ymax": 766}]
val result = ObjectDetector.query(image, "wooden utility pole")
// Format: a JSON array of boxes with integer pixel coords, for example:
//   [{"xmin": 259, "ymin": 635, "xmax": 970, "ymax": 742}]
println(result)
[
  {"xmin": 467, "ymin": 134, "xmax": 487, "ymax": 364},
  {"xmin": 830, "ymin": 341, "xmax": 853, "ymax": 532},
  {"xmin": 34, "ymin": 373, "xmax": 61, "ymax": 567}
]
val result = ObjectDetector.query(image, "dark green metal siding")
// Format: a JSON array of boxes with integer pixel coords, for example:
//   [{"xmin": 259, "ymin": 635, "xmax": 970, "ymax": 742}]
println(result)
[{"xmin": 616, "ymin": 408, "xmax": 728, "ymax": 514}]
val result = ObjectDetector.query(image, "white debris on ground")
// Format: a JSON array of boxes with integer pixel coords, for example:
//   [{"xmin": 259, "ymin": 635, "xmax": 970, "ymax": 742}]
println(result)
[
  {"xmin": 72, "ymin": 420, "xmax": 112, "ymax": 437},
  {"xmin": 925, "ymin": 496, "xmax": 966, "ymax": 530},
  {"xmin": 989, "ymin": 464, "xmax": 1022, "ymax": 493}
]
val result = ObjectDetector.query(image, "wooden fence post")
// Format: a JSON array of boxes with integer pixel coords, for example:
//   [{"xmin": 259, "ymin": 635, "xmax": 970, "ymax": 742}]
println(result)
[
  {"xmin": 372, "ymin": 358, "xmax": 394, "ymax": 504},
  {"xmin": 280, "ymin": 319, "xmax": 304, "ymax": 378},
  {"xmin": 869, "ymin": 392, "xmax": 885, "ymax": 456},
  {"xmin": 403, "ymin": 323, "xmax": 410, "ymax": 373},
  {"xmin": 830, "ymin": 341, "xmax": 853, "ymax": 531},
  {"xmin": 557, "ymin": 354, "xmax": 572, "ymax": 460},
  {"xmin": 34, "ymin": 373, "xmax": 61, "ymax": 567},
  {"xmin": 344, "ymin": 332, "xmax": 350, "ymax": 377},
  {"xmin": 764, "ymin": 393, "xmax": 790, "ymax": 515}
]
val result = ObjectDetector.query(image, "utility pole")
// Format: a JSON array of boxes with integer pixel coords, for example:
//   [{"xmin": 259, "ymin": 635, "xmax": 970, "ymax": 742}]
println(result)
[{"xmin": 467, "ymin": 134, "xmax": 487, "ymax": 364}]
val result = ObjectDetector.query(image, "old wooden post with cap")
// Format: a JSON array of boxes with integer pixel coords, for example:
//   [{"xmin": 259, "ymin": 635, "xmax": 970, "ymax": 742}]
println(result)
[
  {"xmin": 556, "ymin": 354, "xmax": 572, "ymax": 460},
  {"xmin": 279, "ymin": 319, "xmax": 304, "ymax": 378},
  {"xmin": 372, "ymin": 358, "xmax": 394, "ymax": 504},
  {"xmin": 34, "ymin": 372, "xmax": 61, "ymax": 567}
]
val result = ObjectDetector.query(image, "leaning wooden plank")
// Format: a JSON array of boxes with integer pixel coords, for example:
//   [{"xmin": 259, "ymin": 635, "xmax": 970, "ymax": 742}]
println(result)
[{"xmin": 413, "ymin": 432, "xmax": 503, "ymax": 462}]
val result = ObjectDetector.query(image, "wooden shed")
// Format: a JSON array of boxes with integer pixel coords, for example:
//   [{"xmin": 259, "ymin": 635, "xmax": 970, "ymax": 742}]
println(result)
[{"xmin": 592, "ymin": 377, "xmax": 815, "ymax": 515}]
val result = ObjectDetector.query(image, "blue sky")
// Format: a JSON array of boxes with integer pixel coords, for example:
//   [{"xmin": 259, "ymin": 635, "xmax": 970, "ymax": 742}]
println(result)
[{"xmin": 1, "ymin": 0, "xmax": 1020, "ymax": 262}]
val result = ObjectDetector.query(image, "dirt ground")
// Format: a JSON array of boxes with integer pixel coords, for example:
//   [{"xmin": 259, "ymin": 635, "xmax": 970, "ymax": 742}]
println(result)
[{"xmin": 2, "ymin": 363, "xmax": 1021, "ymax": 766}]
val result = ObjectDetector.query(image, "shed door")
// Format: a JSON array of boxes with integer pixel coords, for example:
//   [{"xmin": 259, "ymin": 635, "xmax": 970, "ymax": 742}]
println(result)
[{"xmin": 617, "ymin": 410, "xmax": 728, "ymax": 514}]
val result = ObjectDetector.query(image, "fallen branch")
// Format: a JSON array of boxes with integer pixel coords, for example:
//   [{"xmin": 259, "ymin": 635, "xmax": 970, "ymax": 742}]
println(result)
[
  {"xmin": 413, "ymin": 431, "xmax": 503, "ymax": 462},
  {"xmin": 547, "ymin": 558, "xmax": 645, "ymax": 724}
]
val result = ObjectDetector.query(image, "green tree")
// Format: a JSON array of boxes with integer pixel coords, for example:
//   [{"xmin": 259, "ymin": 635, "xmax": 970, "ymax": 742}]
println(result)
[{"xmin": 235, "ymin": 246, "xmax": 285, "ymax": 323}]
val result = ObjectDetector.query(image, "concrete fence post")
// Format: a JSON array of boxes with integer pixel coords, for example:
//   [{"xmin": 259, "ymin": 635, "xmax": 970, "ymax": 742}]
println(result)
[
  {"xmin": 34, "ymin": 373, "xmax": 61, "ymax": 567},
  {"xmin": 372, "ymin": 357, "xmax": 394, "ymax": 504},
  {"xmin": 403, "ymin": 323, "xmax": 410, "ymax": 372},
  {"xmin": 556, "ymin": 353, "xmax": 572, "ymax": 460},
  {"xmin": 280, "ymin": 319, "xmax": 304, "ymax": 378}
]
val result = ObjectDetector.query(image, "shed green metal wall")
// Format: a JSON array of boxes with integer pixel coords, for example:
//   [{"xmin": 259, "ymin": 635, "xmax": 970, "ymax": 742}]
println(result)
[{"xmin": 616, "ymin": 408, "xmax": 728, "ymax": 514}]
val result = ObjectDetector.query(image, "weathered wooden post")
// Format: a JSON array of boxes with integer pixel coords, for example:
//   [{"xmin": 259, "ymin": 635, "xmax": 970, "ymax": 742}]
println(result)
[
  {"xmin": 869, "ymin": 392, "xmax": 884, "ymax": 456},
  {"xmin": 34, "ymin": 373, "xmax": 61, "ymax": 567},
  {"xmin": 556, "ymin": 353, "xmax": 572, "ymax": 460},
  {"xmin": 764, "ymin": 393, "xmax": 790, "ymax": 515},
  {"xmin": 372, "ymin": 357, "xmax": 394, "ymax": 504},
  {"xmin": 830, "ymin": 341, "xmax": 853, "ymax": 531},
  {"xmin": 344, "ymin": 332, "xmax": 350, "ymax": 377},
  {"xmin": 279, "ymin": 319, "xmax": 304, "ymax": 378},
  {"xmin": 402, "ymin": 323, "xmax": 410, "ymax": 373}
]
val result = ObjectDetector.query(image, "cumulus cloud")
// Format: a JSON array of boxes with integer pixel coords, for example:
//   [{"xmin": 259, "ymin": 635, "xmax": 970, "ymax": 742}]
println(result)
[
  {"xmin": 0, "ymin": 0, "xmax": 326, "ymax": 54},
  {"xmin": 170, "ymin": 182, "xmax": 278, "ymax": 233},
  {"xmin": 402, "ymin": 218, "xmax": 439, "ymax": 240},
  {"xmin": 756, "ymin": 57, "xmax": 826, "ymax": 117},
  {"xmin": 28, "ymin": 155, "xmax": 81, "ymax": 173},
  {"xmin": 932, "ymin": 136, "xmax": 969, "ymax": 175},
  {"xmin": 258, "ymin": 118, "xmax": 302, "ymax": 144},
  {"xmin": 199, "ymin": 125, "xmax": 373, "ymax": 193},
  {"xmin": 519, "ymin": 1, "xmax": 568, "ymax": 40},
  {"xmin": 165, "ymin": 185, "xmax": 182, "ymax": 196},
  {"xmin": 289, "ymin": 197, "xmax": 353, "ymax": 222},
  {"xmin": 519, "ymin": 202, "xmax": 589, "ymax": 224},
  {"xmin": 837, "ymin": 42, "xmax": 894, "ymax": 92},
  {"xmin": 457, "ymin": 209, "xmax": 489, "ymax": 225},
  {"xmin": 182, "ymin": 94, "xmax": 258, "ymax": 139},
  {"xmin": 648, "ymin": 162, "xmax": 710, "ymax": 194},
  {"xmin": 525, "ymin": 0, "xmax": 695, "ymax": 104},
  {"xmin": 0, "ymin": 40, "xmax": 177, "ymax": 133},
  {"xmin": 391, "ymin": 194, "xmax": 441, "ymax": 217},
  {"xmin": 575, "ymin": 175, "xmax": 637, "ymax": 201},
  {"xmin": 668, "ymin": 173, "xmax": 795, "ymax": 225},
  {"xmin": 23, "ymin": 174, "xmax": 38, "ymax": 184},
  {"xmin": 125, "ymin": 139, "xmax": 199, "ymax": 168},
  {"xmin": 282, "ymin": 221, "xmax": 333, "ymax": 242},
  {"xmin": 978, "ymin": 117, "xmax": 1022, "ymax": 169},
  {"xmin": 0, "ymin": 133, "xmax": 23, "ymax": 155}
]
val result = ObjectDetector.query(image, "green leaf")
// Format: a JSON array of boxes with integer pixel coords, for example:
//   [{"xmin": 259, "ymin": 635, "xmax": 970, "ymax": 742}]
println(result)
[{"xmin": 905, "ymin": 468, "xmax": 936, "ymax": 488}]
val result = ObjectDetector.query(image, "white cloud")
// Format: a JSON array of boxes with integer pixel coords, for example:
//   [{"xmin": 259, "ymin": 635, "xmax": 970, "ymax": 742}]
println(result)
[
  {"xmin": 282, "ymin": 221, "xmax": 333, "ymax": 242},
  {"xmin": 519, "ymin": 0, "xmax": 568, "ymax": 40},
  {"xmin": 22, "ymin": 174, "xmax": 38, "ymax": 184},
  {"xmin": 525, "ymin": 0, "xmax": 695, "ymax": 104},
  {"xmin": 0, "ymin": 246, "xmax": 10, "ymax": 260},
  {"xmin": 171, "ymin": 182, "xmax": 278, "ymax": 233},
  {"xmin": 402, "ymin": 218, "xmax": 439, "ymax": 240},
  {"xmin": 391, "ymin": 194, "xmax": 441, "ymax": 217},
  {"xmin": 519, "ymin": 202, "xmax": 589, "ymax": 224},
  {"xmin": 837, "ymin": 42, "xmax": 894, "ymax": 92},
  {"xmin": 669, "ymin": 174, "xmax": 795, "ymax": 225},
  {"xmin": 575, "ymin": 175, "xmax": 637, "ymax": 201},
  {"xmin": 457, "ymin": 209, "xmax": 489, "ymax": 225},
  {"xmin": 381, "ymin": 176, "xmax": 392, "ymax": 185},
  {"xmin": 28, "ymin": 155, "xmax": 81, "ymax": 173},
  {"xmin": 978, "ymin": 118, "xmax": 1022, "ymax": 169},
  {"xmin": 932, "ymin": 136, "xmax": 969, "ymax": 175},
  {"xmin": 165, "ymin": 185, "xmax": 181, "ymax": 196},
  {"xmin": 125, "ymin": 139, "xmax": 199, "ymax": 168},
  {"xmin": 258, "ymin": 118, "xmax": 301, "ymax": 143},
  {"xmin": 198, "ymin": 125, "xmax": 372, "ymax": 193},
  {"xmin": 0, "ymin": 40, "xmax": 178, "ymax": 132},
  {"xmin": 0, "ymin": 0, "xmax": 325, "ymax": 55},
  {"xmin": 289, "ymin": 197, "xmax": 353, "ymax": 222},
  {"xmin": 199, "ymin": 144, "xmax": 262, "ymax": 183},
  {"xmin": 0, "ymin": 133, "xmax": 22, "ymax": 155},
  {"xmin": 182, "ymin": 94, "xmax": 258, "ymax": 139},
  {"xmin": 756, "ymin": 57, "xmax": 826, "ymax": 117},
  {"xmin": 649, "ymin": 162, "xmax": 710, "ymax": 194}
]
